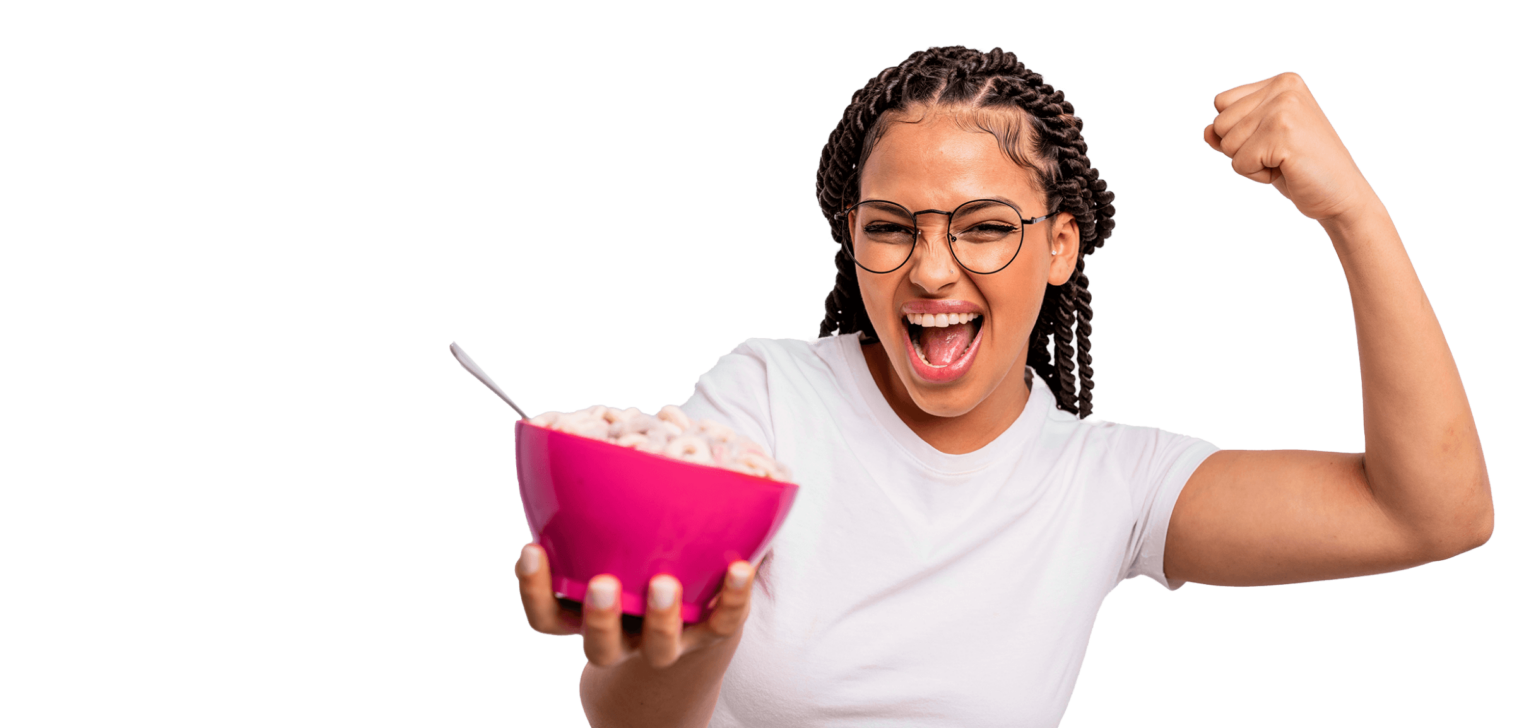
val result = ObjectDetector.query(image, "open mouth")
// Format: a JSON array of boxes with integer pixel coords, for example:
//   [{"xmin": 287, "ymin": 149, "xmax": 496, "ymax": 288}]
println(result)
[{"xmin": 902, "ymin": 311, "xmax": 984, "ymax": 383}]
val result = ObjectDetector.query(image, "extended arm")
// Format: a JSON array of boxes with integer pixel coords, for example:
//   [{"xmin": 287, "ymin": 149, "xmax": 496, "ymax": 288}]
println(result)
[{"xmin": 1165, "ymin": 73, "xmax": 1492, "ymax": 586}]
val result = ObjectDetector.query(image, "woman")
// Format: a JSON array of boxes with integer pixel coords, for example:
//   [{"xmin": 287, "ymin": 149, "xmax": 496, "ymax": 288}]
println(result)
[{"xmin": 515, "ymin": 46, "xmax": 1492, "ymax": 727}]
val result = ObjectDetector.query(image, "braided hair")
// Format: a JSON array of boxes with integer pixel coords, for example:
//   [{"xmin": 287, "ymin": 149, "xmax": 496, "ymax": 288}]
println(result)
[{"xmin": 815, "ymin": 46, "xmax": 1115, "ymax": 419}]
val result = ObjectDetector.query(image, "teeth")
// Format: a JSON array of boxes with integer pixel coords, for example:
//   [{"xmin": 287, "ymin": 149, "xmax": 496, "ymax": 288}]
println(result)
[{"xmin": 905, "ymin": 312, "xmax": 982, "ymax": 327}]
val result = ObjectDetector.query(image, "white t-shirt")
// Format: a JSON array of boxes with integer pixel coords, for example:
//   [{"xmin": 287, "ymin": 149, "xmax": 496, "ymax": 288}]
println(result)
[{"xmin": 679, "ymin": 334, "xmax": 1220, "ymax": 727}]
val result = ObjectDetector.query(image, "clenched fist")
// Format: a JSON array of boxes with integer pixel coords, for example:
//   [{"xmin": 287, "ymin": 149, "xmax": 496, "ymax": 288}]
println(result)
[{"xmin": 1204, "ymin": 72, "xmax": 1379, "ymax": 224}]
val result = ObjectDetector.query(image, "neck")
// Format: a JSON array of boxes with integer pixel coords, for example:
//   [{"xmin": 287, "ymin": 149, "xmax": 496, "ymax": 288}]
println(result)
[{"xmin": 860, "ymin": 339, "xmax": 1032, "ymax": 455}]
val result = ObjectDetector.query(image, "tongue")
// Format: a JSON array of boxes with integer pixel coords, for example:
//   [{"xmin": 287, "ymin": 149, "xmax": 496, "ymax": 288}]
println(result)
[{"xmin": 918, "ymin": 321, "xmax": 977, "ymax": 367}]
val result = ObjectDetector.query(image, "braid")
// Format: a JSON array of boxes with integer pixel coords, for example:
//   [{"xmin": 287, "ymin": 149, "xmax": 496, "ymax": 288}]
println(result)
[
  {"xmin": 815, "ymin": 46, "xmax": 1115, "ymax": 419},
  {"xmin": 1051, "ymin": 275, "xmax": 1079, "ymax": 415},
  {"xmin": 818, "ymin": 244, "xmax": 870, "ymax": 339},
  {"xmin": 1073, "ymin": 260, "xmax": 1096, "ymax": 417}
]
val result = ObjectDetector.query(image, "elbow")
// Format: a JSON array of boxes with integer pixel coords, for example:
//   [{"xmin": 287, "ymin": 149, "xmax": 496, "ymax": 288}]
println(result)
[
  {"xmin": 1419, "ymin": 486, "xmax": 1494, "ymax": 562},
  {"xmin": 1461, "ymin": 474, "xmax": 1496, "ymax": 554},
  {"xmin": 1446, "ymin": 509, "xmax": 1494, "ymax": 559},
  {"xmin": 1464, "ymin": 498, "xmax": 1495, "ymax": 553}
]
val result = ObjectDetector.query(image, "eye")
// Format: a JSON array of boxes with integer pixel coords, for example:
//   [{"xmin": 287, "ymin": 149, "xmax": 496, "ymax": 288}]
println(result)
[
  {"xmin": 861, "ymin": 222, "xmax": 916, "ymax": 244},
  {"xmin": 955, "ymin": 222, "xmax": 1019, "ymax": 243}
]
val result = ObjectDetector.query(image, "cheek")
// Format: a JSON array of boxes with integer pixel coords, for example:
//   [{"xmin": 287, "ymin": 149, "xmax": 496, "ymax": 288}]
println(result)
[
  {"xmin": 856, "ymin": 270, "xmax": 895, "ymax": 320},
  {"xmin": 978, "ymin": 276, "xmax": 1044, "ymax": 343}
]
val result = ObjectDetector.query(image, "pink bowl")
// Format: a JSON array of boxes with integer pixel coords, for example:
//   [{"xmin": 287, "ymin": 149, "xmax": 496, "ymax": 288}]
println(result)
[{"xmin": 515, "ymin": 420, "xmax": 799, "ymax": 623}]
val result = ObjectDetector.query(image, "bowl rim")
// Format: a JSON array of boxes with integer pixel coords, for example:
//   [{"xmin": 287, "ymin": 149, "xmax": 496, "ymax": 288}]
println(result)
[{"xmin": 515, "ymin": 418, "xmax": 798, "ymax": 490}]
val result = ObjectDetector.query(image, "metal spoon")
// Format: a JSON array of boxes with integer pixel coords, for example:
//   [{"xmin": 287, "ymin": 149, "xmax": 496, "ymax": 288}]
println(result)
[{"xmin": 449, "ymin": 342, "xmax": 530, "ymax": 420}]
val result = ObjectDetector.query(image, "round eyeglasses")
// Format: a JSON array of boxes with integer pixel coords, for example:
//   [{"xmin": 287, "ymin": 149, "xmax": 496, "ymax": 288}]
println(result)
[{"xmin": 833, "ymin": 198, "xmax": 1057, "ymax": 275}]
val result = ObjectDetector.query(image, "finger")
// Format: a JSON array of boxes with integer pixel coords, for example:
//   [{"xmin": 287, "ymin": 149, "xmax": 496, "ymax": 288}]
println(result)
[
  {"xmin": 640, "ymin": 575, "xmax": 684, "ymax": 668},
  {"xmin": 1229, "ymin": 94, "xmax": 1304, "ymax": 184},
  {"xmin": 1211, "ymin": 85, "xmax": 1269, "ymax": 143},
  {"xmin": 683, "ymin": 561, "xmax": 754, "ymax": 652},
  {"xmin": 1213, "ymin": 73, "xmax": 1284, "ymax": 112},
  {"xmin": 581, "ymin": 575, "xmax": 629, "ymax": 667},
  {"xmin": 1203, "ymin": 124, "xmax": 1222, "ymax": 152},
  {"xmin": 1216, "ymin": 102, "xmax": 1262, "ymax": 159},
  {"xmin": 1229, "ymin": 113, "xmax": 1284, "ymax": 184},
  {"xmin": 517, "ymin": 543, "xmax": 577, "ymax": 635}
]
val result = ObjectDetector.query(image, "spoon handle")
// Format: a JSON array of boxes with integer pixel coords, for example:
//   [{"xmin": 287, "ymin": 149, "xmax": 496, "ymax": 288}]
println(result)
[{"xmin": 450, "ymin": 342, "xmax": 530, "ymax": 420}]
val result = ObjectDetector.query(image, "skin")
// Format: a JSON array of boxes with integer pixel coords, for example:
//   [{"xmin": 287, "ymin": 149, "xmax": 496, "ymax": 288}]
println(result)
[{"xmin": 854, "ymin": 110, "xmax": 1080, "ymax": 455}]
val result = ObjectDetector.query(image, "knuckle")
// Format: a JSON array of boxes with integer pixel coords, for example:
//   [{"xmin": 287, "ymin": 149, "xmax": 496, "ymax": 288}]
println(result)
[
  {"xmin": 708, "ymin": 613, "xmax": 736, "ymax": 634},
  {"xmin": 582, "ymin": 604, "xmax": 616, "ymax": 629},
  {"xmin": 522, "ymin": 605, "xmax": 559, "ymax": 632},
  {"xmin": 583, "ymin": 610, "xmax": 616, "ymax": 635},
  {"xmin": 643, "ymin": 636, "xmax": 681, "ymax": 668},
  {"xmin": 712, "ymin": 593, "xmax": 740, "ymax": 614},
  {"xmin": 1268, "ymin": 107, "xmax": 1297, "ymax": 133},
  {"xmin": 644, "ymin": 612, "xmax": 681, "ymax": 638},
  {"xmin": 644, "ymin": 651, "xmax": 676, "ymax": 669},
  {"xmin": 713, "ymin": 605, "xmax": 749, "ymax": 634},
  {"xmin": 520, "ymin": 597, "xmax": 557, "ymax": 633},
  {"xmin": 588, "ymin": 651, "xmax": 620, "ymax": 668},
  {"xmin": 1274, "ymin": 90, "xmax": 1304, "ymax": 108},
  {"xmin": 584, "ymin": 638, "xmax": 618, "ymax": 666}
]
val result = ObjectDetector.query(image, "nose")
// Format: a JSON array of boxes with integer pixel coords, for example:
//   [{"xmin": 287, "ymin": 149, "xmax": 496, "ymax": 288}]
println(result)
[{"xmin": 907, "ymin": 220, "xmax": 961, "ymax": 293}]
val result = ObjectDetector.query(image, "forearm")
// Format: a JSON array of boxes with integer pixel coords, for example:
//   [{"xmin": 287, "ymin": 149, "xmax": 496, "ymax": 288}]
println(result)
[
  {"xmin": 580, "ymin": 628, "xmax": 742, "ymax": 728},
  {"xmin": 1322, "ymin": 198, "xmax": 1493, "ymax": 554}
]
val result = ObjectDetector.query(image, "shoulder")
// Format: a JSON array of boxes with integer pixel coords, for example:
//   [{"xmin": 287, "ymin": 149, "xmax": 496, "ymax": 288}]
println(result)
[
  {"xmin": 683, "ymin": 335, "xmax": 853, "ymax": 456},
  {"xmin": 1037, "ymin": 403, "xmax": 1218, "ymax": 481},
  {"xmin": 686, "ymin": 336, "xmax": 852, "ymax": 420},
  {"xmin": 699, "ymin": 335, "xmax": 850, "ymax": 385},
  {"xmin": 720, "ymin": 335, "xmax": 846, "ymax": 363}
]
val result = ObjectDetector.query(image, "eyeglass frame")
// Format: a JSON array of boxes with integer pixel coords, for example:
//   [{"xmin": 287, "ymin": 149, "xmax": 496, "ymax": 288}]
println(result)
[{"xmin": 832, "ymin": 198, "xmax": 1058, "ymax": 275}]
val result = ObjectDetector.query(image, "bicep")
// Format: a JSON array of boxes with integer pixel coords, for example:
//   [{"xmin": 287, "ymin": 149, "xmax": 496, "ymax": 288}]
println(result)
[{"xmin": 1164, "ymin": 449, "xmax": 1430, "ymax": 587}]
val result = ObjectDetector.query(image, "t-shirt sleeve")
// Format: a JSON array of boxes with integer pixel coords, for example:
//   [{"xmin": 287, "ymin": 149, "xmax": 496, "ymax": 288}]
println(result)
[
  {"xmin": 678, "ymin": 341, "xmax": 777, "ymax": 459},
  {"xmin": 1119, "ymin": 427, "xmax": 1221, "ymax": 590}
]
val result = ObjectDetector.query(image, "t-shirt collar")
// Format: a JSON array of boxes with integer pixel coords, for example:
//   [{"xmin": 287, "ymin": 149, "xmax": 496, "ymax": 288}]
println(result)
[{"xmin": 831, "ymin": 333, "xmax": 1052, "ymax": 474}]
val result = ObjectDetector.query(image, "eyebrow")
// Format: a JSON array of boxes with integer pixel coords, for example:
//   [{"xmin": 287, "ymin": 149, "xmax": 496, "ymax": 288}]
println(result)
[
  {"xmin": 864, "ymin": 197, "xmax": 1025, "ymax": 214},
  {"xmin": 968, "ymin": 197, "xmax": 1022, "ymax": 212}
]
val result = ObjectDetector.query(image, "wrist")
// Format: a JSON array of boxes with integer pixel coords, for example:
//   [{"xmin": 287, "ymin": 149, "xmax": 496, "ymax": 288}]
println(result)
[{"xmin": 1318, "ymin": 194, "xmax": 1388, "ymax": 237}]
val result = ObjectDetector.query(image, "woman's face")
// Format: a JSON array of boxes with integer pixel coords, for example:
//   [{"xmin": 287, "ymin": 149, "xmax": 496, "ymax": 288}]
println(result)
[{"xmin": 855, "ymin": 112, "xmax": 1081, "ymax": 418}]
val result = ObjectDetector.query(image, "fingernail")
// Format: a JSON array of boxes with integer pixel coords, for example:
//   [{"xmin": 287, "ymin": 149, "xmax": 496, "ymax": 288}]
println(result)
[
  {"xmin": 649, "ymin": 578, "xmax": 678, "ymax": 609},
  {"xmin": 727, "ymin": 562, "xmax": 752, "ymax": 590},
  {"xmin": 516, "ymin": 544, "xmax": 539, "ymax": 577},
  {"xmin": 588, "ymin": 579, "xmax": 616, "ymax": 610}
]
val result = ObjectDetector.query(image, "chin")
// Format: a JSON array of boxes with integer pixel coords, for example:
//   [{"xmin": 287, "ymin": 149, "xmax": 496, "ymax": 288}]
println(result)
[
  {"xmin": 897, "ymin": 348, "xmax": 989, "ymax": 420},
  {"xmin": 906, "ymin": 382, "xmax": 988, "ymax": 418}
]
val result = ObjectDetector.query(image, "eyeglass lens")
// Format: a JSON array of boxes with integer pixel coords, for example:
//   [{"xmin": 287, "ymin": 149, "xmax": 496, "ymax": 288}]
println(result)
[{"xmin": 848, "ymin": 200, "xmax": 1026, "ymax": 274}]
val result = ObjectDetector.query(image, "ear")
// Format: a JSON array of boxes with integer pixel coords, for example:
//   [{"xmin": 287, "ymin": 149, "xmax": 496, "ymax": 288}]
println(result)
[{"xmin": 1045, "ymin": 212, "xmax": 1081, "ymax": 286}]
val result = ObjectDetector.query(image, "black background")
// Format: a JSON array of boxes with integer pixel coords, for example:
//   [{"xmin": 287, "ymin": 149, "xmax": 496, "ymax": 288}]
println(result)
[{"xmin": 439, "ymin": 35, "xmax": 1505, "ymax": 728}]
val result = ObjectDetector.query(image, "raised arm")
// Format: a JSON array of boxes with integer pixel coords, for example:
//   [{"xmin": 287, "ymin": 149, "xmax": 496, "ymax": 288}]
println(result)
[{"xmin": 1165, "ymin": 73, "xmax": 1493, "ymax": 586}]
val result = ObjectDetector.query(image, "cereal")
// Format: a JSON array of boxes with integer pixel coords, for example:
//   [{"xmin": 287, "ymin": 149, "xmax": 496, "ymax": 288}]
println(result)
[
  {"xmin": 530, "ymin": 406, "xmax": 793, "ymax": 482},
  {"xmin": 664, "ymin": 434, "xmax": 714, "ymax": 466}
]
